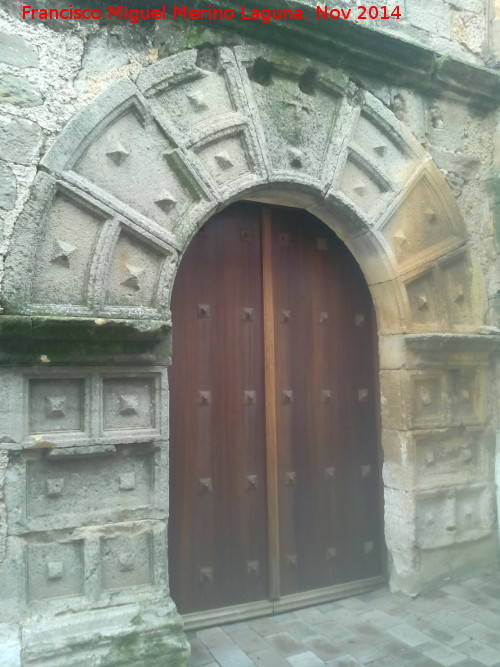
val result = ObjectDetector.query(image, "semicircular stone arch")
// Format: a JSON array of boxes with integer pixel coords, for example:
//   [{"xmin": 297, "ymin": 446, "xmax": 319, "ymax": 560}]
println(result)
[{"xmin": 2, "ymin": 45, "xmax": 495, "ymax": 622}]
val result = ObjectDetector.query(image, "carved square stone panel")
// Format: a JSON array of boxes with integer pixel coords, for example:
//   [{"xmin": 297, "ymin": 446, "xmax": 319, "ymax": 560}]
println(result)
[
  {"xmin": 411, "ymin": 373, "xmax": 450, "ymax": 428},
  {"xmin": 102, "ymin": 377, "xmax": 157, "ymax": 432},
  {"xmin": 29, "ymin": 379, "xmax": 85, "ymax": 435},
  {"xmin": 26, "ymin": 451, "xmax": 153, "ymax": 525},
  {"xmin": 100, "ymin": 533, "xmax": 153, "ymax": 590},
  {"xmin": 27, "ymin": 541, "xmax": 84, "ymax": 601}
]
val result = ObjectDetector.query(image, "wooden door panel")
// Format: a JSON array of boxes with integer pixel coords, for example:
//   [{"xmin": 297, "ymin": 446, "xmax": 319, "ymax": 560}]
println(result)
[
  {"xmin": 169, "ymin": 202, "xmax": 383, "ymax": 617},
  {"xmin": 269, "ymin": 207, "xmax": 382, "ymax": 595},
  {"xmin": 169, "ymin": 204, "xmax": 268, "ymax": 613}
]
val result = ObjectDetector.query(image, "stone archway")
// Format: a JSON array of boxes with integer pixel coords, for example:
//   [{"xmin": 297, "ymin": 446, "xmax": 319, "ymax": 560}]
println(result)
[{"xmin": 1, "ymin": 45, "xmax": 496, "ymax": 665}]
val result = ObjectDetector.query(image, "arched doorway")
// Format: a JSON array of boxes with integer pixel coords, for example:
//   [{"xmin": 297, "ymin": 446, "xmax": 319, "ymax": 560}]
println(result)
[{"xmin": 169, "ymin": 202, "xmax": 384, "ymax": 626}]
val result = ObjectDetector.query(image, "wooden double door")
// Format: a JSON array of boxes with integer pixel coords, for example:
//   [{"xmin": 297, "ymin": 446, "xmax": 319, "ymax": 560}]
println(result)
[{"xmin": 169, "ymin": 203, "xmax": 384, "ymax": 624}]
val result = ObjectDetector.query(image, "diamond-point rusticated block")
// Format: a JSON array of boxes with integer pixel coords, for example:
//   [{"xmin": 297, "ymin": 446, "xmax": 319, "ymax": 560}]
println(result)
[
  {"xmin": 118, "ymin": 552, "xmax": 134, "ymax": 572},
  {"xmin": 119, "ymin": 472, "xmax": 136, "ymax": 491},
  {"xmin": 198, "ymin": 477, "xmax": 212, "ymax": 493},
  {"xmin": 187, "ymin": 91, "xmax": 208, "ymax": 112},
  {"xmin": 155, "ymin": 189, "xmax": 178, "ymax": 214},
  {"xmin": 198, "ymin": 391, "xmax": 211, "ymax": 405},
  {"xmin": 51, "ymin": 238, "xmax": 76, "ymax": 266},
  {"xmin": 416, "ymin": 295, "xmax": 429, "ymax": 311},
  {"xmin": 288, "ymin": 147, "xmax": 303, "ymax": 169},
  {"xmin": 214, "ymin": 151, "xmax": 233, "ymax": 170},
  {"xmin": 353, "ymin": 184, "xmax": 367, "ymax": 197},
  {"xmin": 424, "ymin": 207, "xmax": 437, "ymax": 224},
  {"xmin": 118, "ymin": 394, "xmax": 139, "ymax": 416},
  {"xmin": 420, "ymin": 386, "xmax": 432, "ymax": 406},
  {"xmin": 45, "ymin": 396, "xmax": 66, "ymax": 418},
  {"xmin": 283, "ymin": 390, "xmax": 293, "ymax": 404},
  {"xmin": 106, "ymin": 143, "xmax": 130, "ymax": 166},
  {"xmin": 121, "ymin": 264, "xmax": 144, "ymax": 291},
  {"xmin": 46, "ymin": 478, "xmax": 64, "ymax": 497},
  {"xmin": 46, "ymin": 561, "xmax": 64, "ymax": 580},
  {"xmin": 373, "ymin": 144, "xmax": 387, "ymax": 157}
]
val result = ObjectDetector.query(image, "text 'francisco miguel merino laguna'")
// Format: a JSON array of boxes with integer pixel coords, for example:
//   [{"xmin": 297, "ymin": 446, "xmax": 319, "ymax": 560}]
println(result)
[{"xmin": 21, "ymin": 5, "xmax": 403, "ymax": 23}]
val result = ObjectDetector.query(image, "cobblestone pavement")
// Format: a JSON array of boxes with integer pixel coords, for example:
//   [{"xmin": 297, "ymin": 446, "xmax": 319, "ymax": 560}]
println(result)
[{"xmin": 188, "ymin": 571, "xmax": 500, "ymax": 666}]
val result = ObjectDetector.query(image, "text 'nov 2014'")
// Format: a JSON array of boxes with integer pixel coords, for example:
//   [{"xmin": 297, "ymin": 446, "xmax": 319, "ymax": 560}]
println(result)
[{"xmin": 21, "ymin": 5, "xmax": 403, "ymax": 23}]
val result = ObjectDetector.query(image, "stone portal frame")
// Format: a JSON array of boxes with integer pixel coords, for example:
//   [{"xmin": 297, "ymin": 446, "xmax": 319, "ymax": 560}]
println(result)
[{"xmin": 0, "ymin": 45, "xmax": 497, "ymax": 665}]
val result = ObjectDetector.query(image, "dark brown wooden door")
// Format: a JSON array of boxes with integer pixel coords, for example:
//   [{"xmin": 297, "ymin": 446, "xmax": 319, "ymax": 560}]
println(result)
[{"xmin": 169, "ymin": 203, "xmax": 383, "ymax": 618}]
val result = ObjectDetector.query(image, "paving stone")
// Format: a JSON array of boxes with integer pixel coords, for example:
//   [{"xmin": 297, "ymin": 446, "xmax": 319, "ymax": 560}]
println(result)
[
  {"xmin": 249, "ymin": 617, "xmax": 282, "ymax": 636},
  {"xmin": 304, "ymin": 636, "xmax": 344, "ymax": 662},
  {"xmin": 190, "ymin": 637, "xmax": 217, "ymax": 667},
  {"xmin": 421, "ymin": 643, "xmax": 467, "ymax": 665},
  {"xmin": 229, "ymin": 628, "xmax": 271, "ymax": 653},
  {"xmin": 196, "ymin": 627, "xmax": 233, "ymax": 649},
  {"xmin": 324, "ymin": 655, "xmax": 364, "ymax": 666},
  {"xmin": 412, "ymin": 619, "xmax": 469, "ymax": 647},
  {"xmin": 279, "ymin": 620, "xmax": 318, "ymax": 640},
  {"xmin": 463, "ymin": 607, "xmax": 500, "ymax": 630},
  {"xmin": 224, "ymin": 622, "xmax": 250, "ymax": 634},
  {"xmin": 428, "ymin": 609, "xmax": 475, "ymax": 632},
  {"xmin": 358, "ymin": 608, "xmax": 401, "ymax": 629},
  {"xmin": 338, "ymin": 597, "xmax": 372, "ymax": 613},
  {"xmin": 313, "ymin": 621, "xmax": 357, "ymax": 643},
  {"xmin": 338, "ymin": 639, "xmax": 386, "ymax": 663},
  {"xmin": 295, "ymin": 608, "xmax": 328, "ymax": 625},
  {"xmin": 287, "ymin": 651, "xmax": 325, "ymax": 666},
  {"xmin": 461, "ymin": 623, "xmax": 500, "ymax": 646},
  {"xmin": 458, "ymin": 640, "xmax": 500, "ymax": 666},
  {"xmin": 387, "ymin": 623, "xmax": 433, "ymax": 647},
  {"xmin": 209, "ymin": 643, "xmax": 255, "ymax": 667},
  {"xmin": 249, "ymin": 647, "xmax": 290, "ymax": 666},
  {"xmin": 267, "ymin": 632, "xmax": 306, "ymax": 656}
]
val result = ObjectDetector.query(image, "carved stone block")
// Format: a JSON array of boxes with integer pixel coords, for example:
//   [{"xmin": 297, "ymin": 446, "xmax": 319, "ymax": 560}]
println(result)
[
  {"xmin": 194, "ymin": 132, "xmax": 254, "ymax": 190},
  {"xmin": 411, "ymin": 373, "xmax": 449, "ymax": 428},
  {"xmin": 100, "ymin": 533, "xmax": 153, "ymax": 590},
  {"xmin": 31, "ymin": 192, "xmax": 105, "ymax": 307},
  {"xmin": 416, "ymin": 486, "xmax": 493, "ymax": 549},
  {"xmin": 26, "ymin": 452, "xmax": 153, "ymax": 524},
  {"xmin": 405, "ymin": 269, "xmax": 442, "ymax": 329},
  {"xmin": 340, "ymin": 156, "xmax": 388, "ymax": 213},
  {"xmin": 105, "ymin": 232, "xmax": 166, "ymax": 308},
  {"xmin": 414, "ymin": 427, "xmax": 487, "ymax": 489},
  {"xmin": 29, "ymin": 379, "xmax": 85, "ymax": 434},
  {"xmin": 27, "ymin": 541, "xmax": 84, "ymax": 600},
  {"xmin": 102, "ymin": 377, "xmax": 156, "ymax": 431}
]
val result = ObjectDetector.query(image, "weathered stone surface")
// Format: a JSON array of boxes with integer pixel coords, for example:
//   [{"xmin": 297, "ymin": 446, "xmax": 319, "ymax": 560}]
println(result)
[
  {"xmin": 0, "ymin": 73, "xmax": 43, "ymax": 107},
  {"xmin": 0, "ymin": 115, "xmax": 43, "ymax": 165},
  {"xmin": 0, "ymin": 162, "xmax": 16, "ymax": 210},
  {"xmin": 0, "ymin": 33, "xmax": 38, "ymax": 68}
]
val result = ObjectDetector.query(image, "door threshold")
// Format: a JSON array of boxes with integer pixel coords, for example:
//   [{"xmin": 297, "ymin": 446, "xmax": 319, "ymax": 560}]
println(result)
[{"xmin": 182, "ymin": 575, "xmax": 385, "ymax": 630}]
